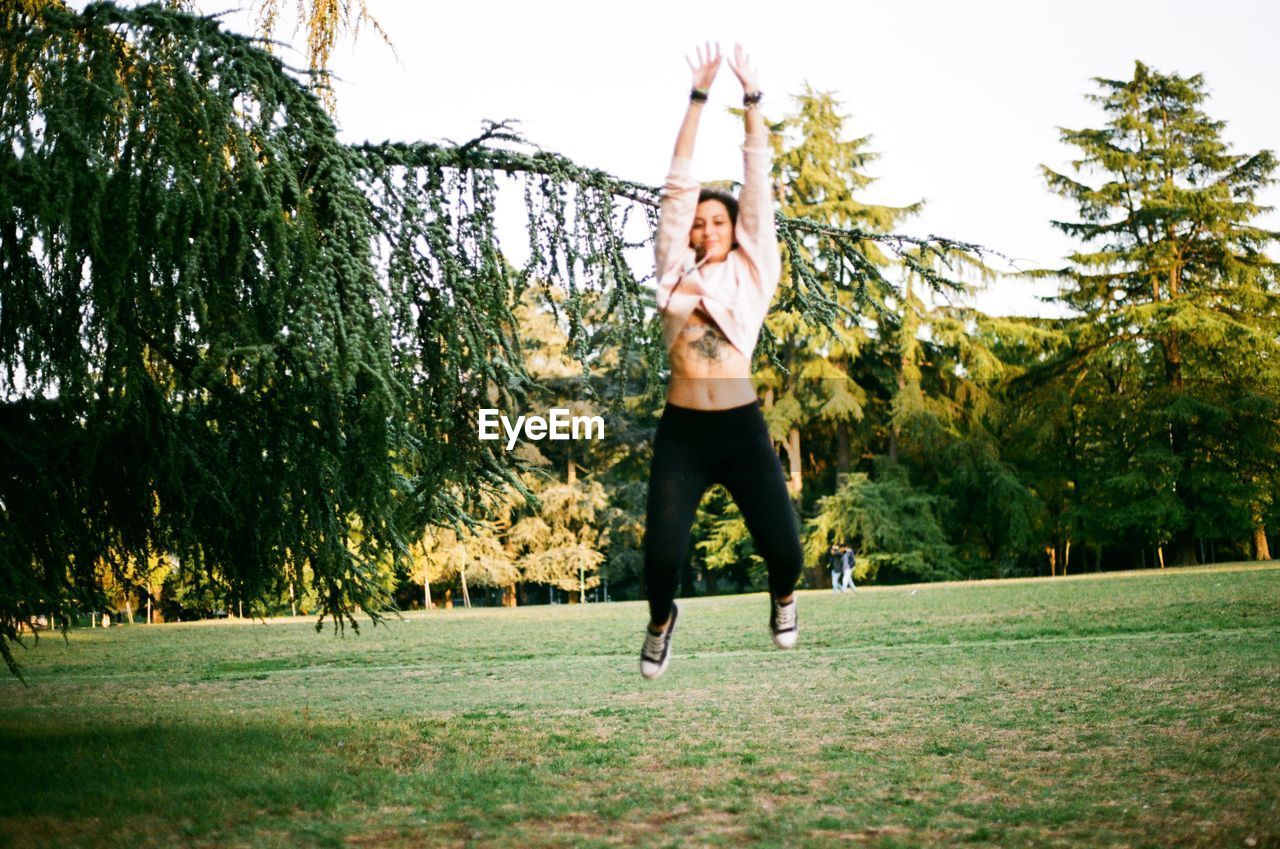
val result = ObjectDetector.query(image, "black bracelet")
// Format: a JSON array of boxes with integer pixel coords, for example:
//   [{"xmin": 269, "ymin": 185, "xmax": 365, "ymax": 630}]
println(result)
[
  {"xmin": 690, "ymin": 87, "xmax": 709, "ymax": 103},
  {"xmin": 743, "ymin": 90, "xmax": 764, "ymax": 108}
]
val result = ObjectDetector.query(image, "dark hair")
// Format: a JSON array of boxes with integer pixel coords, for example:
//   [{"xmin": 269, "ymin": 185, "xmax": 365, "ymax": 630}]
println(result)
[{"xmin": 697, "ymin": 187, "xmax": 739, "ymax": 229}]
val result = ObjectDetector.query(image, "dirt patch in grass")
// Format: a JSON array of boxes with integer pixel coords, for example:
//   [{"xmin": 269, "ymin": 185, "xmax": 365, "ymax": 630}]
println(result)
[
  {"xmin": 342, "ymin": 823, "xmax": 471, "ymax": 848},
  {"xmin": 808, "ymin": 824, "xmax": 916, "ymax": 843},
  {"xmin": 3, "ymin": 813, "xmax": 254, "ymax": 849},
  {"xmin": 1, "ymin": 814, "xmax": 111, "ymax": 849},
  {"xmin": 506, "ymin": 807, "xmax": 752, "ymax": 848}
]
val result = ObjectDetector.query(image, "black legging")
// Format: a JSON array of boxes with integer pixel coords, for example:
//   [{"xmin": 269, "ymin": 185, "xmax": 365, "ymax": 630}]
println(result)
[{"xmin": 643, "ymin": 399, "xmax": 804, "ymax": 626}]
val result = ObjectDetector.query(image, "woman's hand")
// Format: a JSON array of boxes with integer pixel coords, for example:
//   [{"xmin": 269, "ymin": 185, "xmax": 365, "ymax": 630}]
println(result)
[
  {"xmin": 686, "ymin": 42, "xmax": 722, "ymax": 92},
  {"xmin": 727, "ymin": 43, "xmax": 759, "ymax": 94},
  {"xmin": 671, "ymin": 44, "xmax": 718, "ymax": 159}
]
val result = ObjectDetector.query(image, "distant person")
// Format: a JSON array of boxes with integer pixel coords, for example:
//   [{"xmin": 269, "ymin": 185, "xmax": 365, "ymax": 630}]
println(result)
[
  {"xmin": 828, "ymin": 544, "xmax": 844, "ymax": 593},
  {"xmin": 640, "ymin": 44, "xmax": 801, "ymax": 681},
  {"xmin": 841, "ymin": 545, "xmax": 857, "ymax": 592}
]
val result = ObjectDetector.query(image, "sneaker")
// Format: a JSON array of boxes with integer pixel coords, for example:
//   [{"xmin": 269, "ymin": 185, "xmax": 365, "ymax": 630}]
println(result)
[
  {"xmin": 770, "ymin": 595, "xmax": 798, "ymax": 649},
  {"xmin": 640, "ymin": 603, "xmax": 678, "ymax": 680}
]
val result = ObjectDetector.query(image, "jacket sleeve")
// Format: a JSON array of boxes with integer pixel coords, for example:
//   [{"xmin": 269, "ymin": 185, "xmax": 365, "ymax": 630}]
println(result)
[
  {"xmin": 654, "ymin": 155, "xmax": 699, "ymax": 311},
  {"xmin": 732, "ymin": 134, "xmax": 782, "ymax": 313}
]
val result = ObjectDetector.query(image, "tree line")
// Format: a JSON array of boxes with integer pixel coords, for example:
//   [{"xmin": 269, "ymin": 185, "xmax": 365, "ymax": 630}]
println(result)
[{"xmin": 393, "ymin": 65, "xmax": 1278, "ymax": 609}]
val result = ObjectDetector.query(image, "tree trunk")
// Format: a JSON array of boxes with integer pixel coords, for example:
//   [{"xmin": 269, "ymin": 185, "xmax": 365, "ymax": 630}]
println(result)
[
  {"xmin": 1163, "ymin": 385, "xmax": 1199, "ymax": 565},
  {"xmin": 1161, "ymin": 261, "xmax": 1200, "ymax": 566},
  {"xmin": 890, "ymin": 276, "xmax": 915, "ymax": 463},
  {"xmin": 680, "ymin": 556, "xmax": 696, "ymax": 599},
  {"xmin": 1252, "ymin": 512, "xmax": 1272, "ymax": 561},
  {"xmin": 1063, "ymin": 539, "xmax": 1071, "ymax": 576},
  {"xmin": 787, "ymin": 426, "xmax": 802, "ymax": 502},
  {"xmin": 1168, "ymin": 532, "xmax": 1198, "ymax": 566},
  {"xmin": 125, "ymin": 600, "xmax": 133, "ymax": 624},
  {"xmin": 289, "ymin": 581, "xmax": 298, "ymax": 617},
  {"xmin": 460, "ymin": 568, "xmax": 471, "ymax": 608},
  {"xmin": 502, "ymin": 583, "xmax": 517, "ymax": 607},
  {"xmin": 1046, "ymin": 545, "xmax": 1056, "ymax": 577},
  {"xmin": 836, "ymin": 421, "xmax": 850, "ymax": 474},
  {"xmin": 888, "ymin": 396, "xmax": 901, "ymax": 463}
]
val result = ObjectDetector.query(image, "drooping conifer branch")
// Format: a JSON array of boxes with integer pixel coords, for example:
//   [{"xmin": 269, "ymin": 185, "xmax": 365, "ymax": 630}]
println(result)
[
  {"xmin": 352, "ymin": 131, "xmax": 991, "ymax": 380},
  {"xmin": 1, "ymin": 0, "xmax": 421, "ymax": 678}
]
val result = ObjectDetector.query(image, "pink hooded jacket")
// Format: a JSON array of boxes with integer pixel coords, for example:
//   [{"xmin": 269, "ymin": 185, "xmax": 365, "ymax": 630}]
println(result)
[{"xmin": 653, "ymin": 136, "xmax": 781, "ymax": 361}]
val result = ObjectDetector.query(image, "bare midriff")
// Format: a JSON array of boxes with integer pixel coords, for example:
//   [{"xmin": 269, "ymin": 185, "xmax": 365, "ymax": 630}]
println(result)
[{"xmin": 665, "ymin": 305, "xmax": 757, "ymax": 410}]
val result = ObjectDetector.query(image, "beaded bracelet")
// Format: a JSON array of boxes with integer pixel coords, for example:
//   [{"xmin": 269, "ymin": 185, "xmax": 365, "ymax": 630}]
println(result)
[
  {"xmin": 743, "ymin": 90, "xmax": 764, "ymax": 109},
  {"xmin": 690, "ymin": 87, "xmax": 709, "ymax": 103}
]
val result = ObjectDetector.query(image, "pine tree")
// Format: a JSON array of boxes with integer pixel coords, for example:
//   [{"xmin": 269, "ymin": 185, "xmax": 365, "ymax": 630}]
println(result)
[
  {"xmin": 766, "ymin": 86, "xmax": 921, "ymax": 496},
  {"xmin": 1041, "ymin": 61, "xmax": 1280, "ymax": 565}
]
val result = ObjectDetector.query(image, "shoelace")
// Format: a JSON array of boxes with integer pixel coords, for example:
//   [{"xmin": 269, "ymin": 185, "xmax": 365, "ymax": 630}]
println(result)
[
  {"xmin": 643, "ymin": 628, "xmax": 667, "ymax": 659},
  {"xmin": 774, "ymin": 599, "xmax": 796, "ymax": 631}
]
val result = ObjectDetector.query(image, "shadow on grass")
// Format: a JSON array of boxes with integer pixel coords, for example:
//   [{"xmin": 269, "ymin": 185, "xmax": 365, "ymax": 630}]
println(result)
[
  {"xmin": 0, "ymin": 711, "xmax": 637, "ymax": 848},
  {"xmin": 0, "ymin": 716, "xmax": 355, "ymax": 841}
]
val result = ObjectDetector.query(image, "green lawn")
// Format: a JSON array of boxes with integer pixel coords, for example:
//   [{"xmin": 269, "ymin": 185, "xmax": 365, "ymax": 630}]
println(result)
[{"xmin": 2, "ymin": 563, "xmax": 1278, "ymax": 848}]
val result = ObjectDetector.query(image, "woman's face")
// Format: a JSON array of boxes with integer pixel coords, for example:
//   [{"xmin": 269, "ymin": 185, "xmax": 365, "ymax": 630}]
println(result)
[{"xmin": 690, "ymin": 199, "xmax": 733, "ymax": 263}]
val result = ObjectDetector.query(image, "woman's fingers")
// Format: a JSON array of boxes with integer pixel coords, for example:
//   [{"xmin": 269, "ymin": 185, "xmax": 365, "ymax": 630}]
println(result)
[
  {"xmin": 690, "ymin": 42, "xmax": 720, "ymax": 68},
  {"xmin": 686, "ymin": 42, "xmax": 723, "ymax": 89},
  {"xmin": 728, "ymin": 43, "xmax": 757, "ymax": 88},
  {"xmin": 685, "ymin": 42, "xmax": 728, "ymax": 93}
]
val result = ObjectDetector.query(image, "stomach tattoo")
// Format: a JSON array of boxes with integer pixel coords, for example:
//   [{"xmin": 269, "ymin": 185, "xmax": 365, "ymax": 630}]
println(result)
[
  {"xmin": 668, "ymin": 308, "xmax": 749, "ymax": 381},
  {"xmin": 690, "ymin": 322, "xmax": 727, "ymax": 361}
]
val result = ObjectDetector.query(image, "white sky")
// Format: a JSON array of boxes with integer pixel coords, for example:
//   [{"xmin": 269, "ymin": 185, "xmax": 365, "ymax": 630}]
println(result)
[{"xmin": 88, "ymin": 0, "xmax": 1280, "ymax": 316}]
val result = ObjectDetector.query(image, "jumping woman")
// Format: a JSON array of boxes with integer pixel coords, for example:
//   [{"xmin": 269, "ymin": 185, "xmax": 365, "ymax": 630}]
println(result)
[{"xmin": 640, "ymin": 43, "xmax": 804, "ymax": 679}]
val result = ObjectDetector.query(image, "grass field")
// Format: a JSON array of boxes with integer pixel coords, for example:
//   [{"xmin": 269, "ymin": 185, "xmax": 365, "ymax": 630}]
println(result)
[{"xmin": 2, "ymin": 563, "xmax": 1278, "ymax": 848}]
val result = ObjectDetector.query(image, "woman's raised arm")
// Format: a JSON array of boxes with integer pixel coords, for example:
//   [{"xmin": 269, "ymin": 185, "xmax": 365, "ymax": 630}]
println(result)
[
  {"xmin": 727, "ymin": 43, "xmax": 766, "ymax": 143},
  {"xmin": 672, "ymin": 42, "xmax": 721, "ymax": 159},
  {"xmin": 727, "ymin": 44, "xmax": 781, "ymax": 297},
  {"xmin": 655, "ymin": 44, "xmax": 722, "ymax": 302}
]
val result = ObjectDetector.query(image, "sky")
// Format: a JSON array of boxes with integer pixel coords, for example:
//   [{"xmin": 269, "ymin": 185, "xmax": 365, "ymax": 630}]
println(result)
[{"xmin": 84, "ymin": 0, "xmax": 1280, "ymax": 316}]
